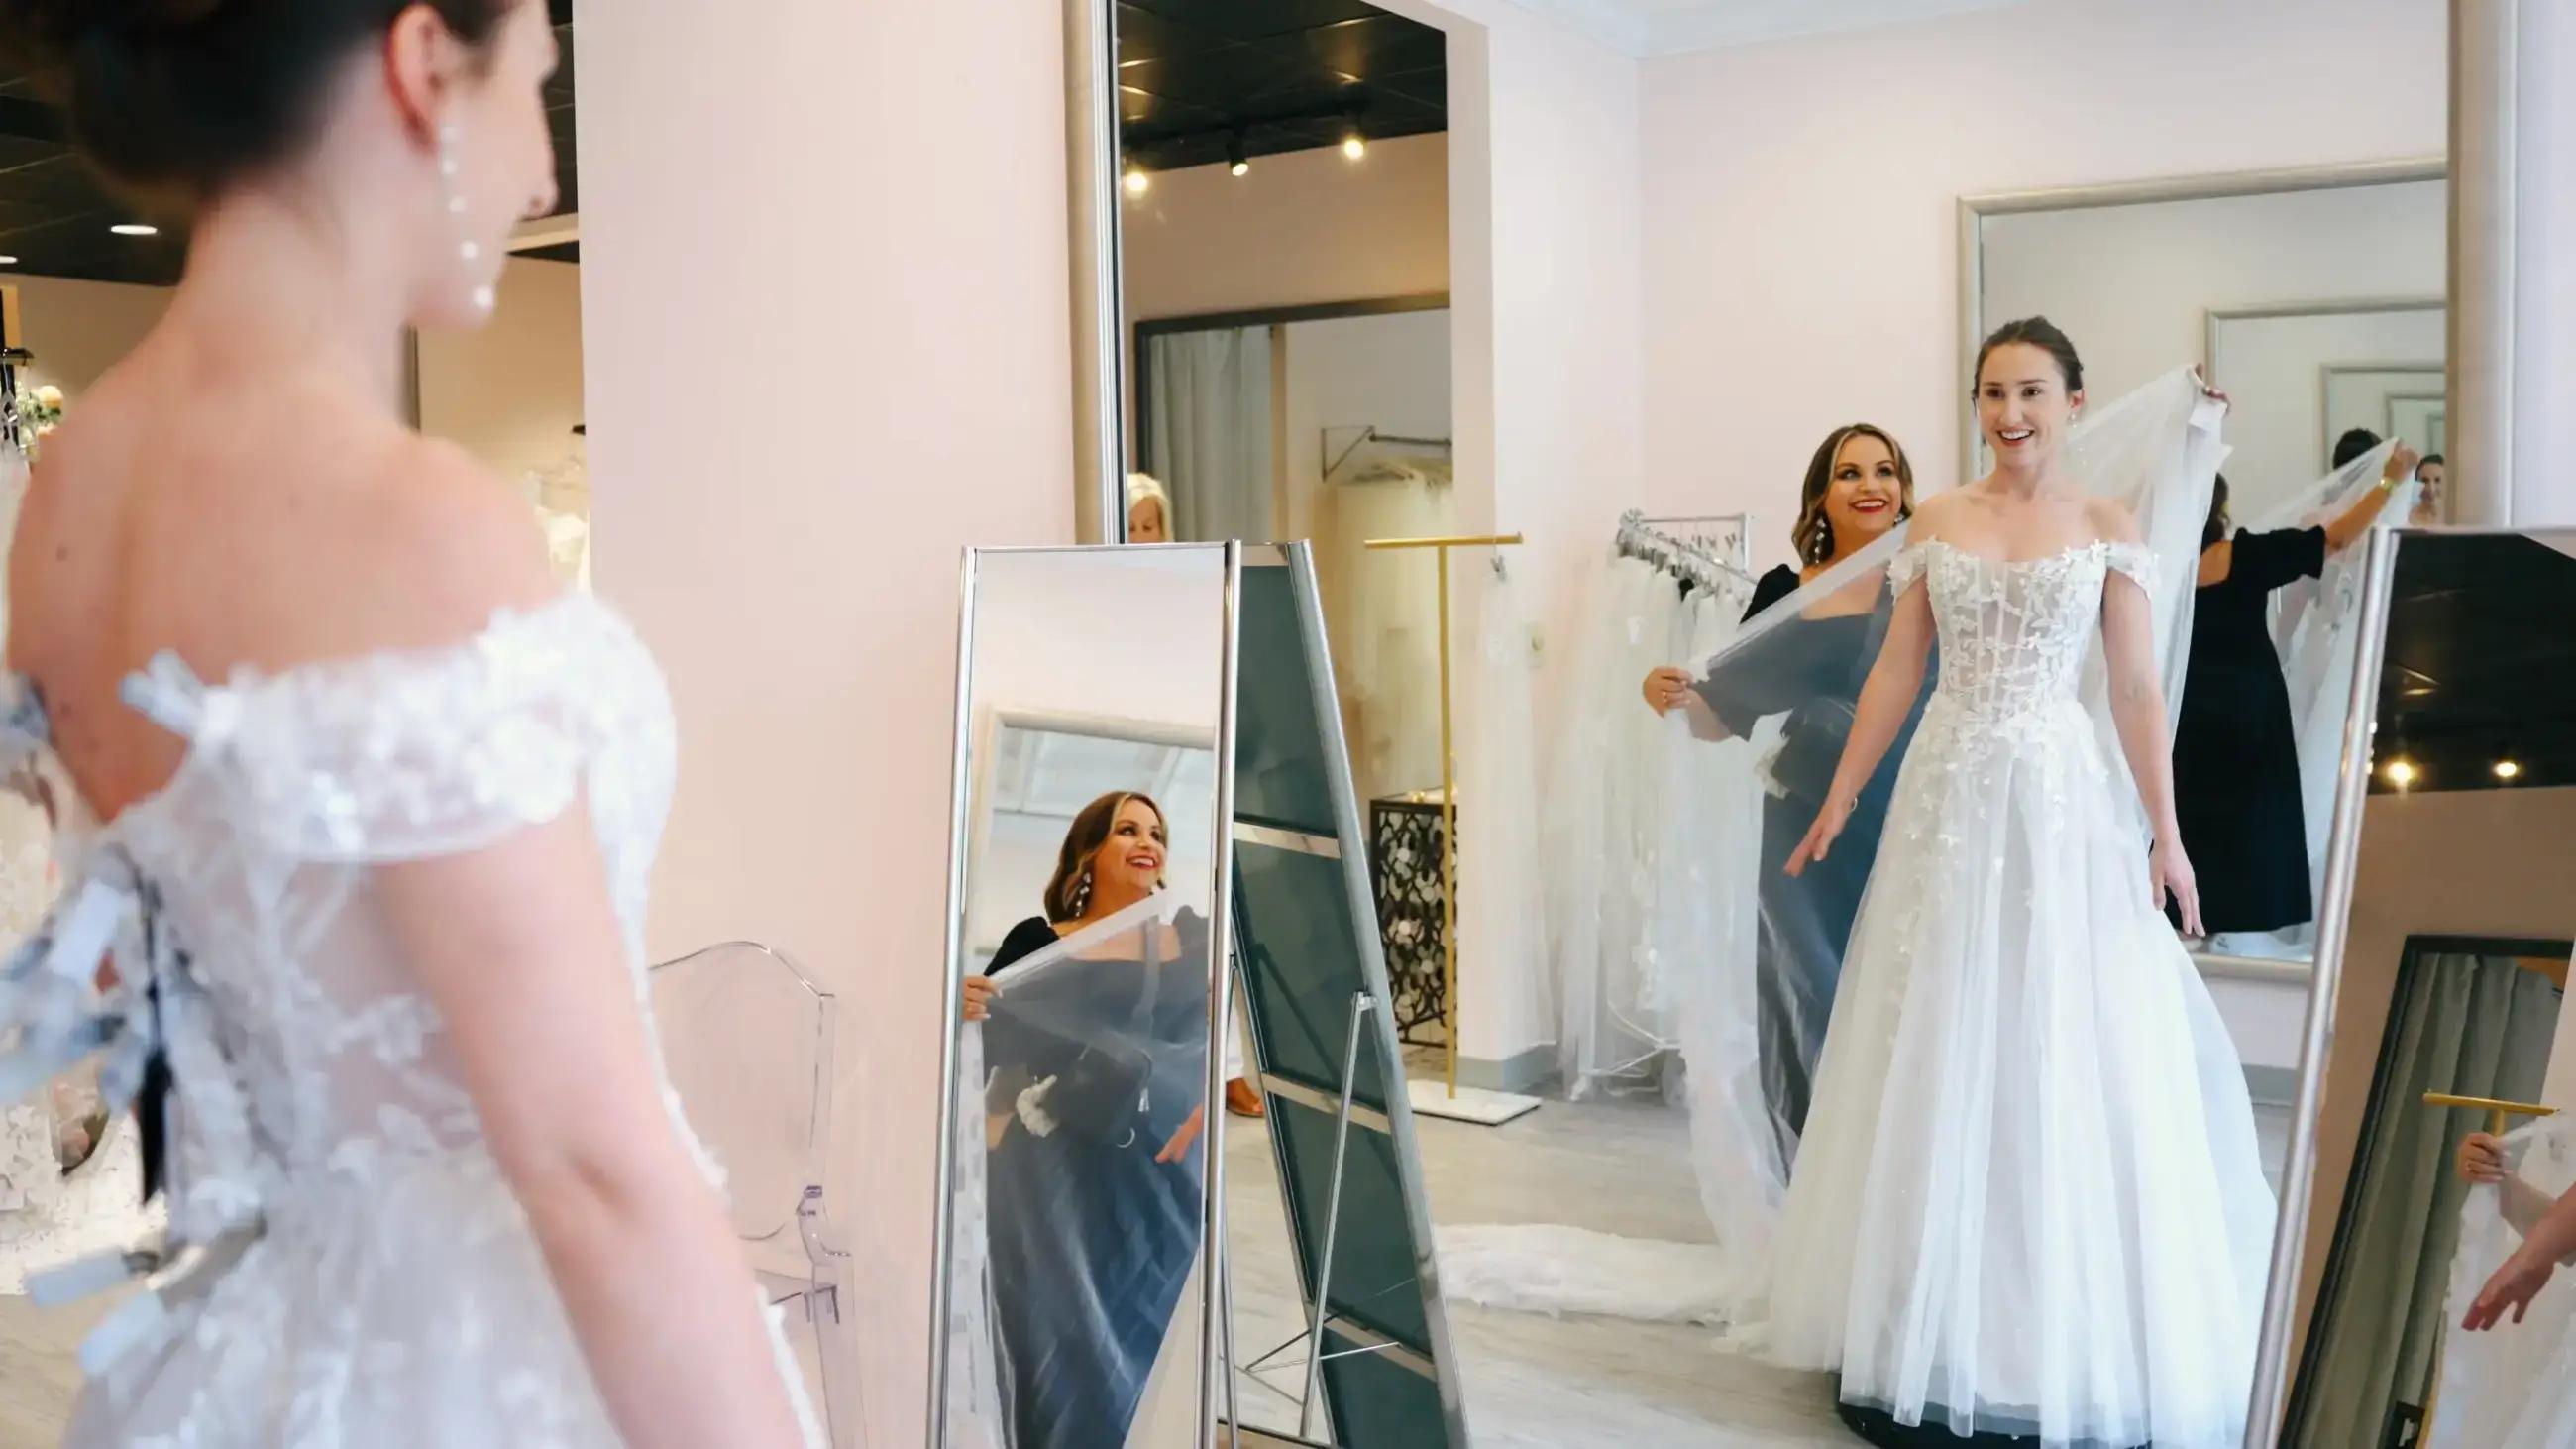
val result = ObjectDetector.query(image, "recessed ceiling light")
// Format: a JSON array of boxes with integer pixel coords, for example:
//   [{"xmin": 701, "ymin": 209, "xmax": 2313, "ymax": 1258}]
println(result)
[
  {"xmin": 2384, "ymin": 757, "xmax": 2418, "ymax": 788},
  {"xmin": 1342, "ymin": 131, "xmax": 1367, "ymax": 161},
  {"xmin": 0, "ymin": 256, "xmax": 18, "ymax": 266},
  {"xmin": 2495, "ymin": 758, "xmax": 2523, "ymax": 781},
  {"xmin": 1123, "ymin": 165, "xmax": 1150, "ymax": 196},
  {"xmin": 110, "ymin": 223, "xmax": 159, "ymax": 237},
  {"xmin": 1227, "ymin": 135, "xmax": 1249, "ymax": 178}
]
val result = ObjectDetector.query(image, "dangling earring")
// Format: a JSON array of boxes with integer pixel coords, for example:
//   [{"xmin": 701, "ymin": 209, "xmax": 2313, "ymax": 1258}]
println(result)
[
  {"xmin": 1072, "ymin": 869, "xmax": 1093, "ymax": 916},
  {"xmin": 438, "ymin": 122, "xmax": 497, "ymax": 316}
]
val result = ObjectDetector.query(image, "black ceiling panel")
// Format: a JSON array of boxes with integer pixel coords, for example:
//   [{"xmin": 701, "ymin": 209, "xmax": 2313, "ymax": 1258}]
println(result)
[
  {"xmin": 0, "ymin": 17, "xmax": 580, "ymax": 291},
  {"xmin": 1118, "ymin": 0, "xmax": 1447, "ymax": 173},
  {"xmin": 2371, "ymin": 532, "xmax": 2576, "ymax": 793}
]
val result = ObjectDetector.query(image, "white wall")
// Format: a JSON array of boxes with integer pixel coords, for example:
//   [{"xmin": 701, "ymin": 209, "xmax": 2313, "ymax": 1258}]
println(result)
[
  {"xmin": 7, "ymin": 275, "xmax": 171, "ymax": 395},
  {"xmin": 578, "ymin": 2, "xmax": 1074, "ymax": 1440},
  {"xmin": 1639, "ymin": 0, "xmax": 2448, "ymax": 572},
  {"xmin": 415, "ymin": 256, "xmax": 586, "ymax": 486},
  {"xmin": 1121, "ymin": 133, "xmax": 1449, "ymax": 323}
]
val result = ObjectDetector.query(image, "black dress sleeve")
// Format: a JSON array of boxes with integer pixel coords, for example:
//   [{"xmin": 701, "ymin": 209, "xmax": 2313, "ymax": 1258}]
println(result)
[
  {"xmin": 2228, "ymin": 526, "xmax": 2328, "ymax": 593},
  {"xmin": 1691, "ymin": 567, "xmax": 1807, "ymax": 737},
  {"xmin": 1742, "ymin": 564, "xmax": 1800, "ymax": 622},
  {"xmin": 988, "ymin": 916, "xmax": 1061, "ymax": 977}
]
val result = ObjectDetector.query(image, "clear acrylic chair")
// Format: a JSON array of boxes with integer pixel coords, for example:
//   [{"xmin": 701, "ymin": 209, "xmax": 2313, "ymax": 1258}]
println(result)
[{"xmin": 650, "ymin": 942, "xmax": 859, "ymax": 1444}]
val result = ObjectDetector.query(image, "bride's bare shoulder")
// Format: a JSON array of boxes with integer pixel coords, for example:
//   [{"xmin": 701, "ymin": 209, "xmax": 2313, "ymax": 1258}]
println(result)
[
  {"xmin": 44, "ymin": 394, "xmax": 553, "ymax": 678},
  {"xmin": 2080, "ymin": 495, "xmax": 2142, "ymax": 544}
]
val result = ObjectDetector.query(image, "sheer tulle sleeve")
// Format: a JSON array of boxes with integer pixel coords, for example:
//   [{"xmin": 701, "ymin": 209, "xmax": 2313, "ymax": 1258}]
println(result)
[
  {"xmin": 136, "ymin": 599, "xmax": 672, "ymax": 864},
  {"xmin": 1886, "ymin": 541, "xmax": 1931, "ymax": 600},
  {"xmin": 2102, "ymin": 541, "xmax": 2159, "ymax": 605}
]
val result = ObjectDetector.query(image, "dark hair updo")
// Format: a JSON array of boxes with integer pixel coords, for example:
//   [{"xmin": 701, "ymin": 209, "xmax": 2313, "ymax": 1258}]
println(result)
[
  {"xmin": 1974, "ymin": 316, "xmax": 2086, "ymax": 396},
  {"xmin": 2332, "ymin": 428, "xmax": 2383, "ymax": 471},
  {"xmin": 0, "ymin": 0, "xmax": 515, "ymax": 203}
]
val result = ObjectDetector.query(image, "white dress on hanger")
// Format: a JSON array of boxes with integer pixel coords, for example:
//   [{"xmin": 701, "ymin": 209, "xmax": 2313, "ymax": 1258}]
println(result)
[
  {"xmin": 0, "ymin": 591, "xmax": 820, "ymax": 1444},
  {"xmin": 1546, "ymin": 554, "xmax": 1688, "ymax": 1095},
  {"xmin": 1765, "ymin": 538, "xmax": 2275, "ymax": 1448}
]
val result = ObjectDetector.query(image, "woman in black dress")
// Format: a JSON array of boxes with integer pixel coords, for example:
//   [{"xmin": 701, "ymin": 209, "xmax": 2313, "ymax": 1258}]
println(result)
[
  {"xmin": 2173, "ymin": 443, "xmax": 2416, "ymax": 946},
  {"xmin": 957, "ymin": 790, "xmax": 1212, "ymax": 1449},
  {"xmin": 1639, "ymin": 422, "xmax": 1925, "ymax": 1170}
]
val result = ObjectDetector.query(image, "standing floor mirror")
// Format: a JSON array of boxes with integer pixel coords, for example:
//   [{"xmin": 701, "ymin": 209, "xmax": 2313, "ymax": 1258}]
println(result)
[{"xmin": 931, "ymin": 542, "xmax": 1463, "ymax": 1449}]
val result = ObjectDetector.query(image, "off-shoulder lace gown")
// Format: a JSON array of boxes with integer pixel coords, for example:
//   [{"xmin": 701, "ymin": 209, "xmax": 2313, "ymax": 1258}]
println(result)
[
  {"xmin": 1763, "ymin": 540, "xmax": 2275, "ymax": 1449},
  {"xmin": 0, "ymin": 596, "xmax": 820, "ymax": 1446}
]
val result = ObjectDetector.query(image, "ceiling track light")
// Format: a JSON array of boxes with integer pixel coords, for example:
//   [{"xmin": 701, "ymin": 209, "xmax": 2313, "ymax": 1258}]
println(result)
[
  {"xmin": 1227, "ymin": 134, "xmax": 1249, "ymax": 178},
  {"xmin": 110, "ymin": 223, "xmax": 159, "ymax": 237},
  {"xmin": 1342, "ymin": 113, "xmax": 1367, "ymax": 160},
  {"xmin": 1123, "ymin": 164, "xmax": 1150, "ymax": 197}
]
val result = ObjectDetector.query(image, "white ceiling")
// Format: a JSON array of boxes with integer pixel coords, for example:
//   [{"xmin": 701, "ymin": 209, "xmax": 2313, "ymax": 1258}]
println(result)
[{"xmin": 1511, "ymin": 0, "xmax": 2045, "ymax": 57}]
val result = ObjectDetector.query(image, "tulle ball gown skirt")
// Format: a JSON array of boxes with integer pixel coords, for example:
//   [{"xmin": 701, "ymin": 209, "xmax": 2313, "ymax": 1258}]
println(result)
[{"xmin": 1764, "ymin": 695, "xmax": 2277, "ymax": 1449}]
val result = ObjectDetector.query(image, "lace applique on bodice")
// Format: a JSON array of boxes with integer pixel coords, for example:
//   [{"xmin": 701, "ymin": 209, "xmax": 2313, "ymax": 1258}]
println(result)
[
  {"xmin": 0, "ymin": 595, "xmax": 774, "ymax": 1441},
  {"xmin": 1891, "ymin": 538, "xmax": 2155, "ymax": 727},
  {"xmin": 105, "ymin": 599, "xmax": 684, "ymax": 1219}
]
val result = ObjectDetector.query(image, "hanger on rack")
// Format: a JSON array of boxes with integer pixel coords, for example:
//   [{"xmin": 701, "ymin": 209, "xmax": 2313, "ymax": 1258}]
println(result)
[
  {"xmin": 1325, "ymin": 424, "xmax": 1455, "ymax": 484},
  {"xmin": 1615, "ymin": 509, "xmax": 1754, "ymax": 598}
]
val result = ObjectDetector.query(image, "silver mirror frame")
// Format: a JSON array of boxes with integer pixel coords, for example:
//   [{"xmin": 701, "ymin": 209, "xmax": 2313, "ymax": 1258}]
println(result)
[
  {"xmin": 2242, "ymin": 526, "xmax": 2401, "ymax": 1446},
  {"xmin": 925, "ymin": 542, "xmax": 1245, "ymax": 1448}
]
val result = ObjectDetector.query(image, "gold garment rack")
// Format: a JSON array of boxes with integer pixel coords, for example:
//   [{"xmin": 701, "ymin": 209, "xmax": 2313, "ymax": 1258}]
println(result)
[
  {"xmin": 2424, "ymin": 1092, "xmax": 2560, "ymax": 1135},
  {"xmin": 1361, "ymin": 532, "xmax": 1523, "ymax": 1099}
]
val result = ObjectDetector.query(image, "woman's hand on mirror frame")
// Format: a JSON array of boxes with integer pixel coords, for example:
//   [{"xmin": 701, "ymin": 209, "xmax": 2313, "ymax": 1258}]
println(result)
[
  {"xmin": 2384, "ymin": 443, "xmax": 2423, "ymax": 487},
  {"xmin": 2462, "ymin": 1131, "xmax": 2510, "ymax": 1185},
  {"xmin": 1155, "ymin": 1102, "xmax": 1207, "ymax": 1165},
  {"xmin": 961, "ymin": 975, "xmax": 996, "ymax": 1023}
]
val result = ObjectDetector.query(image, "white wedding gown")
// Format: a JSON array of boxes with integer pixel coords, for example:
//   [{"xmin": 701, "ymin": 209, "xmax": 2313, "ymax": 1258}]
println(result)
[
  {"xmin": 1765, "ymin": 538, "xmax": 2276, "ymax": 1448},
  {"xmin": 0, "ymin": 595, "xmax": 820, "ymax": 1444}
]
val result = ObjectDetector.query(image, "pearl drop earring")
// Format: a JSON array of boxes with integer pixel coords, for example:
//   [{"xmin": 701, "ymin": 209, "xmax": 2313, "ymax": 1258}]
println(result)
[{"xmin": 438, "ymin": 122, "xmax": 496, "ymax": 316}]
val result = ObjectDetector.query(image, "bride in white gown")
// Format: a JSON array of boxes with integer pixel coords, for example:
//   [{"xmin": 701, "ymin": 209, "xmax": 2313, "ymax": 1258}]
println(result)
[
  {"xmin": 1769, "ymin": 320, "xmax": 2274, "ymax": 1448},
  {"xmin": 0, "ymin": 3, "xmax": 814, "ymax": 1443}
]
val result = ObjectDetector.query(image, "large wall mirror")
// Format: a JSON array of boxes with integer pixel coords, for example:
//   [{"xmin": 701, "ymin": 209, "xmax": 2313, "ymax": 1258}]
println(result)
[{"xmin": 1054, "ymin": 2, "xmax": 2538, "ymax": 1447}]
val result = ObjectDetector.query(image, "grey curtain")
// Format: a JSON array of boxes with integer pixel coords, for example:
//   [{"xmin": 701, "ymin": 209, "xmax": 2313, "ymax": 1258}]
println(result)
[
  {"xmin": 1142, "ymin": 327, "xmax": 1272, "ymax": 544},
  {"xmin": 2290, "ymin": 944, "xmax": 2563, "ymax": 1448}
]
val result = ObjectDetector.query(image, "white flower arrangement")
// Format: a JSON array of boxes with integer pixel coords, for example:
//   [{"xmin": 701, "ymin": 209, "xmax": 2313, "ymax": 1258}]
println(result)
[{"xmin": 12, "ymin": 385, "xmax": 62, "ymax": 455}]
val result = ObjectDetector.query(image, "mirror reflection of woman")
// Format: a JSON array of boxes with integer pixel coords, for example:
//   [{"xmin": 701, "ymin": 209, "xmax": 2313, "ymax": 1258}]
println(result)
[
  {"xmin": 959, "ymin": 791, "xmax": 1210, "ymax": 1449},
  {"xmin": 2173, "ymin": 445, "xmax": 2415, "ymax": 951},
  {"xmin": 1125, "ymin": 473, "xmax": 1170, "ymax": 543},
  {"xmin": 1764, "ymin": 320, "xmax": 2272, "ymax": 1449},
  {"xmin": 1637, "ymin": 423, "xmax": 1920, "ymax": 1166},
  {"xmin": 2413, "ymin": 453, "xmax": 2446, "ymax": 527}
]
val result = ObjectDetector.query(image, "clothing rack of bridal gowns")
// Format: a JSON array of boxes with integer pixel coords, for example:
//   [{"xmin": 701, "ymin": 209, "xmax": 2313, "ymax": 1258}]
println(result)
[{"xmin": 1546, "ymin": 512, "xmax": 1757, "ymax": 1103}]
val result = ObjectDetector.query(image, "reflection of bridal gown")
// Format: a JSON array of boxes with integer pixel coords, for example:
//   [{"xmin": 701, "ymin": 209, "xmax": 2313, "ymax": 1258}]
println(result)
[
  {"xmin": 0, "ymin": 593, "xmax": 819, "ymax": 1443},
  {"xmin": 1766, "ymin": 539, "xmax": 2275, "ymax": 1448}
]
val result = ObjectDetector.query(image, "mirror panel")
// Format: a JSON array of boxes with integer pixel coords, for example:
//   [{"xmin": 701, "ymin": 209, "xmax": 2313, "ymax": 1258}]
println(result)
[
  {"xmin": 2274, "ymin": 529, "xmax": 2576, "ymax": 1447},
  {"xmin": 936, "ymin": 544, "xmax": 1234, "ymax": 1449}
]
